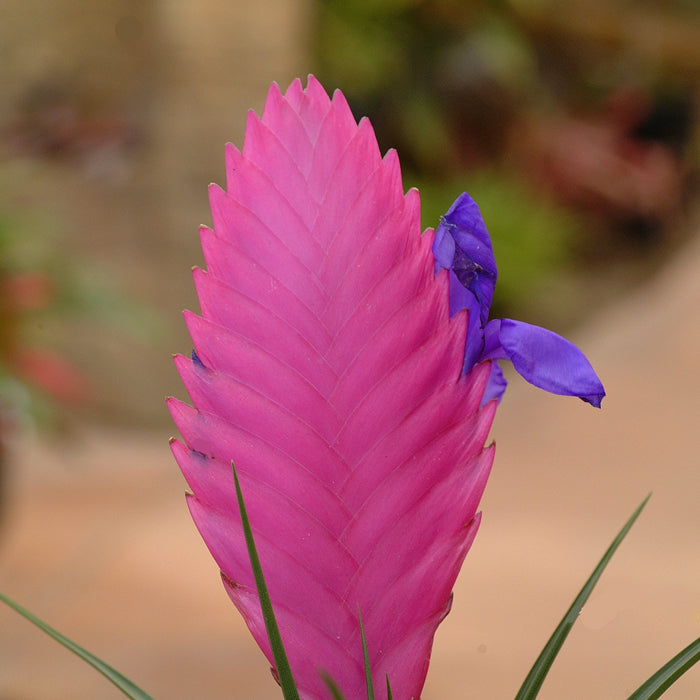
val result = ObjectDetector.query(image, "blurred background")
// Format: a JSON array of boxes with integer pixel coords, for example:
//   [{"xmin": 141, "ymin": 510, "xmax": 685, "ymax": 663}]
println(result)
[
  {"xmin": 0, "ymin": 1, "xmax": 698, "ymax": 698},
  {"xmin": 1, "ymin": 0, "xmax": 698, "ymax": 434}
]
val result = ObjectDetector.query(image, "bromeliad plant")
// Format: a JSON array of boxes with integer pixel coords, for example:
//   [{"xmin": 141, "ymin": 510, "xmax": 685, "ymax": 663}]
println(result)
[
  {"xmin": 2, "ymin": 76, "xmax": 698, "ymax": 700},
  {"xmin": 167, "ymin": 76, "xmax": 604, "ymax": 699}
]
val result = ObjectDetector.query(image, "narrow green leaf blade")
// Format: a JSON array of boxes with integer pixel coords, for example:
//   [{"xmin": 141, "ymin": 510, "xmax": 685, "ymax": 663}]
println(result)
[
  {"xmin": 386, "ymin": 674, "xmax": 393, "ymax": 700},
  {"xmin": 626, "ymin": 636, "xmax": 700, "ymax": 700},
  {"xmin": 320, "ymin": 671, "xmax": 350, "ymax": 700},
  {"xmin": 0, "ymin": 591, "xmax": 154, "ymax": 700},
  {"xmin": 358, "ymin": 609, "xmax": 374, "ymax": 700},
  {"xmin": 515, "ymin": 493, "xmax": 652, "ymax": 700},
  {"xmin": 232, "ymin": 463, "xmax": 300, "ymax": 700}
]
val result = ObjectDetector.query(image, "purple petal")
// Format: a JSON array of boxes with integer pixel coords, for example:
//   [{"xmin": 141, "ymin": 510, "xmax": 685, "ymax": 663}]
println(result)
[
  {"xmin": 452, "ymin": 271, "xmax": 486, "ymax": 369},
  {"xmin": 499, "ymin": 319, "xmax": 606, "ymax": 407},
  {"xmin": 437, "ymin": 193, "xmax": 497, "ymax": 325},
  {"xmin": 432, "ymin": 219, "xmax": 455, "ymax": 271},
  {"xmin": 481, "ymin": 361, "xmax": 508, "ymax": 405},
  {"xmin": 481, "ymin": 318, "xmax": 508, "ymax": 362}
]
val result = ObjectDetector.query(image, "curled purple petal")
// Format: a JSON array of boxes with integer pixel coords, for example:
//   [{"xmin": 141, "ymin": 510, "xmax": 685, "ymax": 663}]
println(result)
[{"xmin": 498, "ymin": 319, "xmax": 606, "ymax": 407}]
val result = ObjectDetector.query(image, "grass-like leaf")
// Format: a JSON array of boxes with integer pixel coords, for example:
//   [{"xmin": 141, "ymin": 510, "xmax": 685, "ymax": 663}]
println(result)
[
  {"xmin": 386, "ymin": 673, "xmax": 393, "ymax": 700},
  {"xmin": 319, "ymin": 610, "xmax": 379, "ymax": 700},
  {"xmin": 232, "ymin": 463, "xmax": 300, "ymax": 700},
  {"xmin": 626, "ymin": 635, "xmax": 700, "ymax": 700},
  {"xmin": 359, "ymin": 609, "xmax": 375, "ymax": 700},
  {"xmin": 320, "ymin": 671, "xmax": 350, "ymax": 700},
  {"xmin": 0, "ymin": 591, "xmax": 154, "ymax": 700},
  {"xmin": 514, "ymin": 493, "xmax": 651, "ymax": 700}
]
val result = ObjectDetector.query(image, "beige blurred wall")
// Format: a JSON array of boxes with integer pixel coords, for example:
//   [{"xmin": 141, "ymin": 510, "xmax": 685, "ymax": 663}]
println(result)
[{"xmin": 1, "ymin": 0, "xmax": 314, "ymax": 427}]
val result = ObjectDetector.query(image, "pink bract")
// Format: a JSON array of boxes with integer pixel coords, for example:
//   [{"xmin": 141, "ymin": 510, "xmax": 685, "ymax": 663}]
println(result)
[{"xmin": 168, "ymin": 76, "xmax": 496, "ymax": 700}]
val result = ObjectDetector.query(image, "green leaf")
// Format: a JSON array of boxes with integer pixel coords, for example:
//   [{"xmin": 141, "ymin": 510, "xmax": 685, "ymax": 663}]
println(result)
[
  {"xmin": 318, "ymin": 609, "xmax": 382, "ymax": 700},
  {"xmin": 359, "ymin": 609, "xmax": 374, "ymax": 700},
  {"xmin": 386, "ymin": 673, "xmax": 393, "ymax": 700},
  {"xmin": 0, "ymin": 591, "xmax": 154, "ymax": 700},
  {"xmin": 320, "ymin": 671, "xmax": 350, "ymax": 700},
  {"xmin": 232, "ymin": 463, "xmax": 300, "ymax": 700},
  {"xmin": 515, "ymin": 493, "xmax": 652, "ymax": 700},
  {"xmin": 626, "ymin": 636, "xmax": 700, "ymax": 700}
]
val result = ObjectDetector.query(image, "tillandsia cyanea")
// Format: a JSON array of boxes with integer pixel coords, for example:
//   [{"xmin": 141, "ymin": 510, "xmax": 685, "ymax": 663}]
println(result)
[{"xmin": 168, "ymin": 76, "xmax": 604, "ymax": 700}]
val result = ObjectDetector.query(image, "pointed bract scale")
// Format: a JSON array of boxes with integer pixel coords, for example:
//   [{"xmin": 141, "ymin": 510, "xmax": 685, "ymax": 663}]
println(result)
[
  {"xmin": 329, "ymin": 272, "xmax": 450, "ymax": 415},
  {"xmin": 170, "ymin": 76, "xmax": 497, "ymax": 700},
  {"xmin": 171, "ymin": 439, "xmax": 358, "ymax": 641},
  {"xmin": 255, "ymin": 83, "xmax": 316, "ymax": 177},
  {"xmin": 168, "ymin": 399, "xmax": 349, "ymax": 536},
  {"xmin": 198, "ymin": 226, "xmax": 332, "ymax": 351},
  {"xmin": 214, "ymin": 165, "xmax": 328, "ymax": 282},
  {"xmin": 183, "ymin": 311, "xmax": 339, "ymax": 435},
  {"xmin": 173, "ymin": 355, "xmax": 345, "ymax": 487},
  {"xmin": 339, "ymin": 369, "xmax": 495, "ymax": 514},
  {"xmin": 319, "ymin": 150, "xmax": 406, "ymax": 296},
  {"xmin": 367, "ymin": 514, "xmax": 483, "ymax": 700},
  {"xmin": 331, "ymin": 315, "xmax": 474, "ymax": 467},
  {"xmin": 193, "ymin": 268, "xmax": 335, "ymax": 393},
  {"xmin": 260, "ymin": 80, "xmax": 330, "ymax": 168},
  {"xmin": 340, "ymin": 414, "xmax": 495, "ymax": 566},
  {"xmin": 242, "ymin": 113, "xmax": 317, "ymax": 228},
  {"xmin": 207, "ymin": 185, "xmax": 328, "ymax": 317},
  {"xmin": 307, "ymin": 116, "xmax": 384, "ymax": 235},
  {"xmin": 322, "ymin": 196, "xmax": 424, "ymax": 368}
]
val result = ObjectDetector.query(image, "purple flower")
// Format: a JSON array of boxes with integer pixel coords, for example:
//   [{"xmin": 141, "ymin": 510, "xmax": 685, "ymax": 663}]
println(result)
[{"xmin": 433, "ymin": 192, "xmax": 606, "ymax": 407}]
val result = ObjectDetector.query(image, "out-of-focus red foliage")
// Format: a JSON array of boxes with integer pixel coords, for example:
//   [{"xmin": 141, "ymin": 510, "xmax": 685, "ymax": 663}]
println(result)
[
  {"xmin": 10, "ymin": 348, "xmax": 89, "ymax": 404},
  {"xmin": 0, "ymin": 268, "xmax": 89, "ymax": 407},
  {"xmin": 510, "ymin": 89, "xmax": 686, "ymax": 231}
]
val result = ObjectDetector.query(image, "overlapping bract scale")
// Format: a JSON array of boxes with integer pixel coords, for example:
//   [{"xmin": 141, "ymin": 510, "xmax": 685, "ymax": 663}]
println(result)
[{"xmin": 169, "ymin": 76, "xmax": 496, "ymax": 700}]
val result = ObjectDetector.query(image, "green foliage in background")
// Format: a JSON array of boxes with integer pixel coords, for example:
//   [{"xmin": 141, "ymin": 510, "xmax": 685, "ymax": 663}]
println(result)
[
  {"xmin": 315, "ymin": 0, "xmax": 536, "ymax": 170},
  {"xmin": 0, "ymin": 203, "xmax": 160, "ymax": 432},
  {"xmin": 314, "ymin": 0, "xmax": 699, "ymax": 319},
  {"xmin": 314, "ymin": 1, "xmax": 570, "ymax": 319},
  {"xmin": 413, "ymin": 169, "xmax": 577, "ymax": 321}
]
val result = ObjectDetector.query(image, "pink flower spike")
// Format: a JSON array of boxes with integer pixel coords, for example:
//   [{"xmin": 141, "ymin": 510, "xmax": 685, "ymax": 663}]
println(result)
[{"xmin": 169, "ymin": 76, "xmax": 497, "ymax": 700}]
